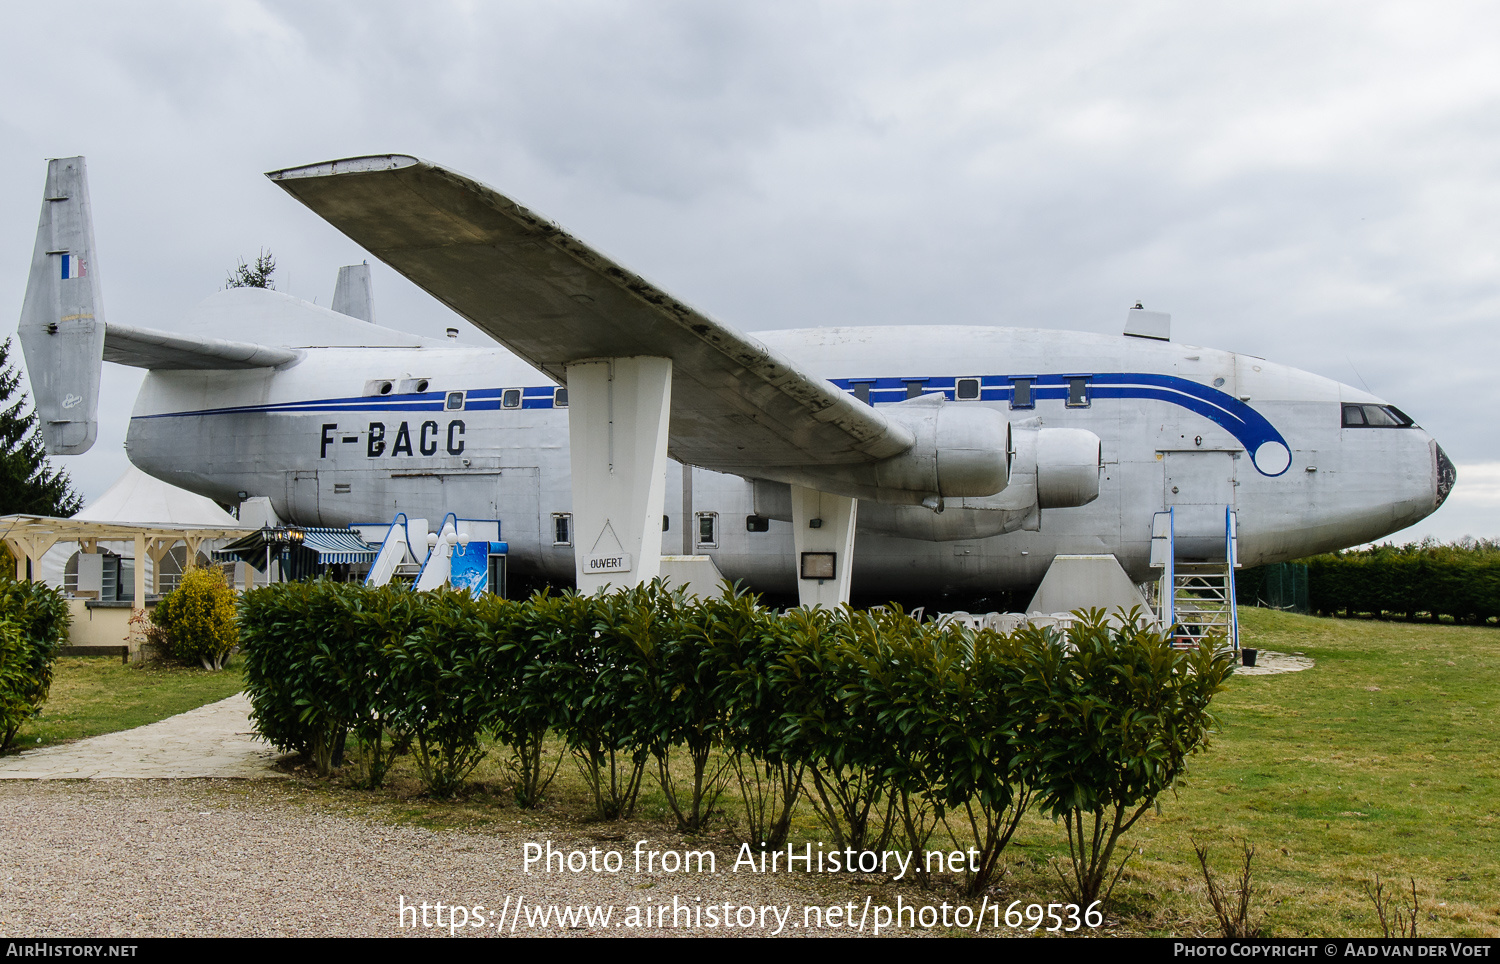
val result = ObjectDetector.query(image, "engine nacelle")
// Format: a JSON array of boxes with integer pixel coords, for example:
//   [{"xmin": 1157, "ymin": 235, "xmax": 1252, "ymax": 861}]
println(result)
[
  {"xmin": 736, "ymin": 393, "xmax": 1010, "ymax": 506},
  {"xmin": 742, "ymin": 399, "xmax": 1099, "ymax": 514},
  {"xmin": 1035, "ymin": 427, "xmax": 1101, "ymax": 508},
  {"xmin": 866, "ymin": 394, "xmax": 1012, "ymax": 500},
  {"xmin": 752, "ymin": 420, "xmax": 1101, "ymax": 540}
]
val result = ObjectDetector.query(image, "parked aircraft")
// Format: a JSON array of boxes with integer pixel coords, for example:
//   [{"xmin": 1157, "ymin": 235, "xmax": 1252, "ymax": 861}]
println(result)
[{"xmin": 18, "ymin": 156, "xmax": 1455, "ymax": 607}]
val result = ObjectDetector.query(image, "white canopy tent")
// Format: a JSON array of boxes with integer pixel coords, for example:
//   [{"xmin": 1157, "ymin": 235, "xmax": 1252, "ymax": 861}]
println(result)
[{"xmin": 7, "ymin": 466, "xmax": 252, "ymax": 601}]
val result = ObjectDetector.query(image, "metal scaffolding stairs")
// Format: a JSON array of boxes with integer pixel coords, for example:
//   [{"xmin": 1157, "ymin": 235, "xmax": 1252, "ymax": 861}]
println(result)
[{"xmin": 1150, "ymin": 506, "xmax": 1240, "ymax": 651}]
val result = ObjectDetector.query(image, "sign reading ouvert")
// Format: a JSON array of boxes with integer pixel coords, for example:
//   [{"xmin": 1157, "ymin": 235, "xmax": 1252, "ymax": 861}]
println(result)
[{"xmin": 586, "ymin": 553, "xmax": 632, "ymax": 574}]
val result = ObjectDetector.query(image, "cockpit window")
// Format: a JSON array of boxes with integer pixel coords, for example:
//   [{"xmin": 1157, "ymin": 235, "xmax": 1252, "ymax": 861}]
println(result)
[{"xmin": 1342, "ymin": 404, "xmax": 1415, "ymax": 428}]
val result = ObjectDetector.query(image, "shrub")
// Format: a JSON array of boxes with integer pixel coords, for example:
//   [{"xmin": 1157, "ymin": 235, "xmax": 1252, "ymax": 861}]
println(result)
[
  {"xmin": 544, "ymin": 589, "xmax": 649, "ymax": 819},
  {"xmin": 708, "ymin": 588, "xmax": 804, "ymax": 850},
  {"xmin": 231, "ymin": 580, "xmax": 1233, "ymax": 907},
  {"xmin": 239, "ymin": 582, "xmax": 320, "ymax": 758},
  {"xmin": 1013, "ymin": 611, "xmax": 1234, "ymax": 907},
  {"xmin": 778, "ymin": 606, "xmax": 897, "ymax": 856},
  {"xmin": 154, "ymin": 566, "xmax": 238, "ymax": 670},
  {"xmin": 393, "ymin": 587, "xmax": 512, "ymax": 797},
  {"xmin": 0, "ymin": 580, "xmax": 70, "ymax": 750}
]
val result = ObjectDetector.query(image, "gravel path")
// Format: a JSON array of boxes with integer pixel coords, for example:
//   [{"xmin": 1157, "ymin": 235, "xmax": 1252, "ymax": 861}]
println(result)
[
  {"xmin": 0, "ymin": 780, "xmax": 854, "ymax": 938},
  {"xmin": 0, "ymin": 694, "xmax": 284, "ymax": 780}
]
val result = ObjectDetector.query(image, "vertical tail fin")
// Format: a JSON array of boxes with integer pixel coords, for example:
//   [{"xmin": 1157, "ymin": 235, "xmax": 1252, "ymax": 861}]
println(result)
[
  {"xmin": 331, "ymin": 262, "xmax": 375, "ymax": 323},
  {"xmin": 19, "ymin": 156, "xmax": 105, "ymax": 455}
]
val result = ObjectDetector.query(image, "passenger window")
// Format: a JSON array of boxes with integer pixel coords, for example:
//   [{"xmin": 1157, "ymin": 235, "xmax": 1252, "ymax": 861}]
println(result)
[
  {"xmin": 956, "ymin": 378, "xmax": 980, "ymax": 401},
  {"xmin": 502, "ymin": 389, "xmax": 522, "ymax": 409},
  {"xmin": 696, "ymin": 512, "xmax": 718, "ymax": 548},
  {"xmin": 851, "ymin": 382, "xmax": 871, "ymax": 404},
  {"xmin": 905, "ymin": 380, "xmax": 926, "ymax": 399},
  {"xmin": 445, "ymin": 391, "xmax": 465, "ymax": 411},
  {"xmin": 746, "ymin": 515, "xmax": 770, "ymax": 533},
  {"xmin": 553, "ymin": 387, "xmax": 568, "ymax": 408},
  {"xmin": 1011, "ymin": 378, "xmax": 1034, "ymax": 409},
  {"xmin": 552, "ymin": 513, "xmax": 572, "ymax": 546},
  {"xmin": 1067, "ymin": 377, "xmax": 1090, "ymax": 408}
]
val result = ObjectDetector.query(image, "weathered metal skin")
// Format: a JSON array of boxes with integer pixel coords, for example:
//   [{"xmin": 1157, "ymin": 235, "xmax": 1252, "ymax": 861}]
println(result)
[
  {"xmin": 20, "ymin": 158, "xmax": 104, "ymax": 455},
  {"xmin": 22, "ymin": 156, "xmax": 1451, "ymax": 597},
  {"xmin": 118, "ymin": 307, "xmax": 1446, "ymax": 594}
]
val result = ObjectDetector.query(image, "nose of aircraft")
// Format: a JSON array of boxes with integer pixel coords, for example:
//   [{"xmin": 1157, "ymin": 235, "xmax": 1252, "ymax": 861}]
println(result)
[{"xmin": 1435, "ymin": 442, "xmax": 1456, "ymax": 509}]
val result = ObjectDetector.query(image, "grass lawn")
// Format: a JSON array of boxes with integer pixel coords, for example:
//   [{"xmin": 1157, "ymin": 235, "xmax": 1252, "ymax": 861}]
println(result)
[
  {"xmin": 1075, "ymin": 607, "xmax": 1500, "ymax": 936},
  {"xmin": 6, "ymin": 656, "xmax": 245, "ymax": 752}
]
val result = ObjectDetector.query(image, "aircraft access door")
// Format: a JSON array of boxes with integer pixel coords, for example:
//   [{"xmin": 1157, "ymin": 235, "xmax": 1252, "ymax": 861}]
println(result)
[
  {"xmin": 1161, "ymin": 451, "xmax": 1237, "ymax": 560},
  {"xmin": 286, "ymin": 470, "xmax": 321, "ymax": 525}
]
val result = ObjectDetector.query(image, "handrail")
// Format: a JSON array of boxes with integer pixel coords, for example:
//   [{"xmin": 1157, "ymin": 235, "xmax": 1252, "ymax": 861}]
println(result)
[
  {"xmin": 1225, "ymin": 505, "xmax": 1240, "ymax": 650},
  {"xmin": 1162, "ymin": 507, "xmax": 1175, "ymax": 634},
  {"xmin": 363, "ymin": 512, "xmax": 408, "ymax": 587}
]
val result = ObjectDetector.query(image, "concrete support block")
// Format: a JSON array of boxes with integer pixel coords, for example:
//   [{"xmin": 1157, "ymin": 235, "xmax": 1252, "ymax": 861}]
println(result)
[
  {"xmin": 658, "ymin": 555, "xmax": 727, "ymax": 600},
  {"xmin": 566, "ymin": 357, "xmax": 672, "ymax": 593},
  {"xmin": 791, "ymin": 485, "xmax": 857, "ymax": 608},
  {"xmin": 1026, "ymin": 553, "xmax": 1156, "ymax": 626}
]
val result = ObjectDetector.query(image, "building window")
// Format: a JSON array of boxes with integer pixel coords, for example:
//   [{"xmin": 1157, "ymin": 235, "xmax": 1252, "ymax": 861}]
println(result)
[
  {"xmin": 552, "ymin": 513, "xmax": 572, "ymax": 546},
  {"xmin": 1011, "ymin": 377, "xmax": 1034, "ymax": 409},
  {"xmin": 696, "ymin": 512, "xmax": 718, "ymax": 548}
]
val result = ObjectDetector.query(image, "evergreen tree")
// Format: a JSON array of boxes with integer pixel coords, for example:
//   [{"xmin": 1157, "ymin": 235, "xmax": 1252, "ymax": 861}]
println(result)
[
  {"xmin": 0, "ymin": 338, "xmax": 83, "ymax": 517},
  {"xmin": 225, "ymin": 249, "xmax": 276, "ymax": 289}
]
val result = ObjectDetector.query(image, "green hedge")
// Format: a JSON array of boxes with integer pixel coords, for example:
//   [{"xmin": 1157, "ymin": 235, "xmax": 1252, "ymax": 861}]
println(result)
[
  {"xmin": 1246, "ymin": 542, "xmax": 1500, "ymax": 623},
  {"xmin": 239, "ymin": 581, "xmax": 1232, "ymax": 903},
  {"xmin": 0, "ymin": 580, "xmax": 71, "ymax": 751}
]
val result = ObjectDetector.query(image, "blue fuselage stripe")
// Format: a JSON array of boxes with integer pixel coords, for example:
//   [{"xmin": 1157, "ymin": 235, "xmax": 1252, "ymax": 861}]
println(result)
[{"xmin": 133, "ymin": 370, "xmax": 1290, "ymax": 473}]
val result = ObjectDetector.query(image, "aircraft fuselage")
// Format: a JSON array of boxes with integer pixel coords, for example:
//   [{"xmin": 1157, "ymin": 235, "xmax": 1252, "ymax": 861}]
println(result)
[{"xmin": 124, "ymin": 319, "xmax": 1449, "ymax": 595}]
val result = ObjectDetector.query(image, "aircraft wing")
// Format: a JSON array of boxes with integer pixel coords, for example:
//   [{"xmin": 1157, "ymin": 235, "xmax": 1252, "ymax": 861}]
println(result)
[
  {"xmin": 103, "ymin": 322, "xmax": 299, "ymax": 370},
  {"xmin": 266, "ymin": 155, "xmax": 913, "ymax": 469}
]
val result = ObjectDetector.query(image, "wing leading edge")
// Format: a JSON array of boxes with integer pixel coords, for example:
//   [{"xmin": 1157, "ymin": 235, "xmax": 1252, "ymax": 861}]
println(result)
[{"xmin": 265, "ymin": 155, "xmax": 914, "ymax": 470}]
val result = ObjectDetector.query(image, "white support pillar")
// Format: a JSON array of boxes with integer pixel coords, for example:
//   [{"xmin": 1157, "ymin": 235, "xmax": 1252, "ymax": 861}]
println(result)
[
  {"xmin": 790, "ymin": 485, "xmax": 858, "ymax": 609},
  {"xmin": 566, "ymin": 357, "xmax": 673, "ymax": 593},
  {"xmin": 133, "ymin": 532, "xmax": 147, "ymax": 612}
]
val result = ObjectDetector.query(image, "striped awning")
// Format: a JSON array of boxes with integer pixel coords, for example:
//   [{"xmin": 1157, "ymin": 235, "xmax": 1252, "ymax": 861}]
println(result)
[
  {"xmin": 296, "ymin": 528, "xmax": 379, "ymax": 563},
  {"xmin": 214, "ymin": 526, "xmax": 378, "ymax": 568}
]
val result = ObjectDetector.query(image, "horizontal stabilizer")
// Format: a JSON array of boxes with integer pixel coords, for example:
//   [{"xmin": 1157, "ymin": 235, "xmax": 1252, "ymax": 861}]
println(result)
[
  {"xmin": 102, "ymin": 322, "xmax": 300, "ymax": 370},
  {"xmin": 267, "ymin": 155, "xmax": 915, "ymax": 471}
]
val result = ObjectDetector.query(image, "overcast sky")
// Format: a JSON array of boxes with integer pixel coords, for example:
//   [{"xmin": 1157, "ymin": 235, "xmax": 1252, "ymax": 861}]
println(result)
[{"xmin": 2, "ymin": 1, "xmax": 1497, "ymax": 542}]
